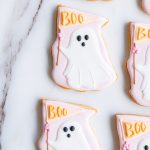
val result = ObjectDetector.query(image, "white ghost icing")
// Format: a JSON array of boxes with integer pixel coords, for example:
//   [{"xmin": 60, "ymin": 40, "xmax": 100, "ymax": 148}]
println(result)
[
  {"xmin": 138, "ymin": 137, "xmax": 150, "ymax": 150},
  {"xmin": 49, "ymin": 121, "xmax": 91, "ymax": 150},
  {"xmin": 136, "ymin": 46, "xmax": 150, "ymax": 101},
  {"xmin": 60, "ymin": 27, "xmax": 115, "ymax": 90}
]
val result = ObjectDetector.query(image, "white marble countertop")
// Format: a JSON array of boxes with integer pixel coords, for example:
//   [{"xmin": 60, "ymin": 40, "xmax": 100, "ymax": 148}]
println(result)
[{"xmin": 1, "ymin": 0, "xmax": 150, "ymax": 150}]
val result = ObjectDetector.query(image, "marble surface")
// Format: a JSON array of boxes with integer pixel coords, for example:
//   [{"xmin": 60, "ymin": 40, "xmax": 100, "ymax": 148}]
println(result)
[{"xmin": 1, "ymin": 0, "xmax": 150, "ymax": 150}]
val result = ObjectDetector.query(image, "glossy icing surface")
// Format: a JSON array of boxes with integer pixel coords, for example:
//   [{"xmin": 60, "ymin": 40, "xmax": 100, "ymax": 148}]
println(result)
[
  {"xmin": 60, "ymin": 27, "xmax": 114, "ymax": 90},
  {"xmin": 49, "ymin": 121, "xmax": 91, "ymax": 150},
  {"xmin": 127, "ymin": 22, "xmax": 150, "ymax": 106},
  {"xmin": 38, "ymin": 99, "xmax": 101, "ymax": 150},
  {"xmin": 138, "ymin": 137, "xmax": 150, "ymax": 150},
  {"xmin": 51, "ymin": 6, "xmax": 117, "ymax": 91},
  {"xmin": 136, "ymin": 46, "xmax": 150, "ymax": 101},
  {"xmin": 116, "ymin": 115, "xmax": 150, "ymax": 150}
]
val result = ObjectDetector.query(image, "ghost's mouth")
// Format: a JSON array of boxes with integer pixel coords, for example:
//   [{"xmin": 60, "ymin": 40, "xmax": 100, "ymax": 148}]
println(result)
[
  {"xmin": 81, "ymin": 42, "xmax": 85, "ymax": 47},
  {"xmin": 144, "ymin": 145, "xmax": 149, "ymax": 150}
]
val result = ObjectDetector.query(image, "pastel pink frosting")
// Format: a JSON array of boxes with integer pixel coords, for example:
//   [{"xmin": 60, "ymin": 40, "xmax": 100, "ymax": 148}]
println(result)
[
  {"xmin": 142, "ymin": 0, "xmax": 150, "ymax": 15},
  {"xmin": 51, "ymin": 6, "xmax": 117, "ymax": 91},
  {"xmin": 38, "ymin": 100, "xmax": 101, "ymax": 150},
  {"xmin": 117, "ymin": 115, "xmax": 150, "ymax": 150},
  {"xmin": 127, "ymin": 22, "xmax": 150, "ymax": 106}
]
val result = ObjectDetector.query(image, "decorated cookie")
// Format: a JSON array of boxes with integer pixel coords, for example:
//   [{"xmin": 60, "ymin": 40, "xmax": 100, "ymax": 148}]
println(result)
[
  {"xmin": 116, "ymin": 114, "xmax": 150, "ymax": 150},
  {"xmin": 51, "ymin": 6, "xmax": 117, "ymax": 91},
  {"xmin": 39, "ymin": 99, "xmax": 101, "ymax": 150},
  {"xmin": 142, "ymin": 0, "xmax": 150, "ymax": 15},
  {"xmin": 127, "ymin": 22, "xmax": 150, "ymax": 106},
  {"xmin": 88, "ymin": 0, "xmax": 111, "ymax": 1}
]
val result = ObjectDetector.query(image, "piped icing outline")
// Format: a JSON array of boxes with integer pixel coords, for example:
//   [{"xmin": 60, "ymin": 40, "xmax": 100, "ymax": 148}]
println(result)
[
  {"xmin": 51, "ymin": 5, "xmax": 117, "ymax": 91},
  {"xmin": 127, "ymin": 22, "xmax": 150, "ymax": 106},
  {"xmin": 38, "ymin": 99, "xmax": 101, "ymax": 150},
  {"xmin": 116, "ymin": 114, "xmax": 150, "ymax": 150}
]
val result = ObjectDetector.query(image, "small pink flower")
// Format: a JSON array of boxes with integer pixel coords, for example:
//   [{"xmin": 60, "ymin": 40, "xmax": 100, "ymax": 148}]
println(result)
[
  {"xmin": 44, "ymin": 122, "xmax": 49, "ymax": 132},
  {"xmin": 58, "ymin": 32, "xmax": 63, "ymax": 38},
  {"xmin": 122, "ymin": 141, "xmax": 130, "ymax": 150},
  {"xmin": 132, "ymin": 43, "xmax": 139, "ymax": 54}
]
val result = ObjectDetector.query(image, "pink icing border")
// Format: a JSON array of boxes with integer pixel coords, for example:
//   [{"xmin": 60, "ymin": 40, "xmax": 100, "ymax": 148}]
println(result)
[
  {"xmin": 51, "ymin": 6, "xmax": 117, "ymax": 91},
  {"xmin": 127, "ymin": 22, "xmax": 150, "ymax": 106},
  {"xmin": 38, "ymin": 99, "xmax": 101, "ymax": 150},
  {"xmin": 117, "ymin": 115, "xmax": 150, "ymax": 150}
]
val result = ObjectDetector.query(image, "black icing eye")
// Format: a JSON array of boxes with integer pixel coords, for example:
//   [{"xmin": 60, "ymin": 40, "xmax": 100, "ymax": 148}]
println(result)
[
  {"xmin": 67, "ymin": 134, "xmax": 71, "ymax": 138},
  {"xmin": 77, "ymin": 35, "xmax": 81, "ymax": 41},
  {"xmin": 63, "ymin": 127, "xmax": 68, "ymax": 132},
  {"xmin": 144, "ymin": 145, "xmax": 149, "ymax": 150},
  {"xmin": 85, "ymin": 35, "xmax": 89, "ymax": 40},
  {"xmin": 70, "ymin": 126, "xmax": 75, "ymax": 131},
  {"xmin": 81, "ymin": 42, "xmax": 85, "ymax": 47}
]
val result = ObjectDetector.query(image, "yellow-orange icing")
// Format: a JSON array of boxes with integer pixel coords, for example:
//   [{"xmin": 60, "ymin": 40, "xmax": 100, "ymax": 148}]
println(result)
[
  {"xmin": 136, "ymin": 27, "xmax": 150, "ymax": 41},
  {"xmin": 137, "ymin": 27, "xmax": 147, "ymax": 40},
  {"xmin": 124, "ymin": 122, "xmax": 134, "ymax": 138},
  {"xmin": 48, "ymin": 105, "xmax": 55, "ymax": 119},
  {"xmin": 61, "ymin": 11, "xmax": 84, "ymax": 26},
  {"xmin": 123, "ymin": 122, "xmax": 147, "ymax": 138},
  {"xmin": 148, "ymin": 29, "xmax": 150, "ymax": 39},
  {"xmin": 141, "ymin": 122, "xmax": 147, "ymax": 132},
  {"xmin": 71, "ymin": 12, "xmax": 77, "ymax": 24},
  {"xmin": 47, "ymin": 105, "xmax": 69, "ymax": 120},
  {"xmin": 61, "ymin": 11, "xmax": 70, "ymax": 26},
  {"xmin": 78, "ymin": 14, "xmax": 84, "ymax": 23}
]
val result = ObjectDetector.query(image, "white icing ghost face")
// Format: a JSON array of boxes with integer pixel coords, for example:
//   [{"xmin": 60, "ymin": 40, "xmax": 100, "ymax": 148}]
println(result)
[
  {"xmin": 68, "ymin": 28, "xmax": 98, "ymax": 58},
  {"xmin": 142, "ymin": 0, "xmax": 150, "ymax": 15},
  {"xmin": 49, "ymin": 121, "xmax": 91, "ymax": 150},
  {"xmin": 58, "ymin": 121, "xmax": 81, "ymax": 139},
  {"xmin": 61, "ymin": 27, "xmax": 102, "ymax": 66},
  {"xmin": 60, "ymin": 27, "xmax": 116, "ymax": 90},
  {"xmin": 138, "ymin": 137, "xmax": 150, "ymax": 150}
]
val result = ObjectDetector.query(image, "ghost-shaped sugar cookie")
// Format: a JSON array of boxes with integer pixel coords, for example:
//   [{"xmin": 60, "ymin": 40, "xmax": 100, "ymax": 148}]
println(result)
[
  {"xmin": 116, "ymin": 114, "xmax": 150, "ymax": 150},
  {"xmin": 127, "ymin": 22, "xmax": 150, "ymax": 106},
  {"xmin": 142, "ymin": 0, "xmax": 150, "ymax": 15},
  {"xmin": 51, "ymin": 6, "xmax": 117, "ymax": 91},
  {"xmin": 38, "ymin": 99, "xmax": 101, "ymax": 150}
]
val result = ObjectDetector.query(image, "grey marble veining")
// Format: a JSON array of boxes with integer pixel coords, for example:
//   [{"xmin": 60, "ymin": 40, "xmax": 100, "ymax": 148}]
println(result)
[
  {"xmin": 1, "ymin": 0, "xmax": 150, "ymax": 150},
  {"xmin": 0, "ymin": 0, "xmax": 43, "ymax": 148}
]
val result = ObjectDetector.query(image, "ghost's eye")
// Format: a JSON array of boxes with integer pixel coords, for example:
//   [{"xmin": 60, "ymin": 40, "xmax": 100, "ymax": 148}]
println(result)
[
  {"xmin": 77, "ymin": 35, "xmax": 81, "ymax": 41},
  {"xmin": 144, "ymin": 145, "xmax": 149, "ymax": 150},
  {"xmin": 63, "ymin": 127, "xmax": 68, "ymax": 132},
  {"xmin": 70, "ymin": 126, "xmax": 75, "ymax": 131},
  {"xmin": 85, "ymin": 35, "xmax": 89, "ymax": 40}
]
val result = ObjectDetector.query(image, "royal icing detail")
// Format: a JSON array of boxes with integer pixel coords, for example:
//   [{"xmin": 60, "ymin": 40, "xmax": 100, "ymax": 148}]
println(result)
[
  {"xmin": 136, "ymin": 27, "xmax": 150, "ymax": 41},
  {"xmin": 47, "ymin": 105, "xmax": 69, "ymax": 120},
  {"xmin": 60, "ymin": 27, "xmax": 115, "ymax": 90},
  {"xmin": 116, "ymin": 115, "xmax": 150, "ymax": 150},
  {"xmin": 39, "ymin": 99, "xmax": 100, "ymax": 150},
  {"xmin": 138, "ymin": 137, "xmax": 150, "ymax": 150},
  {"xmin": 136, "ymin": 46, "xmax": 150, "ymax": 101},
  {"xmin": 123, "ymin": 122, "xmax": 147, "ymax": 138},
  {"xmin": 142, "ymin": 0, "xmax": 150, "ymax": 15},
  {"xmin": 49, "ymin": 121, "xmax": 91, "ymax": 150},
  {"xmin": 52, "ymin": 6, "xmax": 117, "ymax": 91},
  {"xmin": 122, "ymin": 141, "xmax": 130, "ymax": 150},
  {"xmin": 61, "ymin": 11, "xmax": 84, "ymax": 27},
  {"xmin": 127, "ymin": 23, "xmax": 150, "ymax": 106}
]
